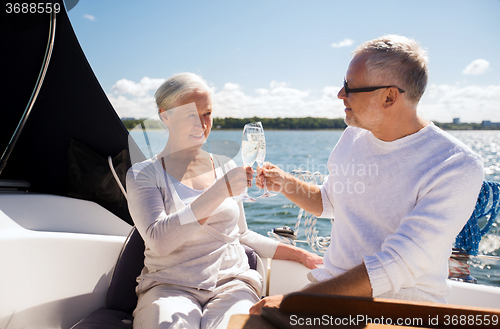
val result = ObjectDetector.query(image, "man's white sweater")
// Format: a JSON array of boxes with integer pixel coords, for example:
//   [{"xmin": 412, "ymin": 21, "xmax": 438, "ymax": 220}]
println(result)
[{"xmin": 313, "ymin": 124, "xmax": 483, "ymax": 303}]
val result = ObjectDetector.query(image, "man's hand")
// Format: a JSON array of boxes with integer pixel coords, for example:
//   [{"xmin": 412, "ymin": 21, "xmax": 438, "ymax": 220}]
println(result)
[
  {"xmin": 256, "ymin": 162, "xmax": 323, "ymax": 216},
  {"xmin": 249, "ymin": 295, "xmax": 284, "ymax": 315},
  {"xmin": 256, "ymin": 162, "xmax": 290, "ymax": 193}
]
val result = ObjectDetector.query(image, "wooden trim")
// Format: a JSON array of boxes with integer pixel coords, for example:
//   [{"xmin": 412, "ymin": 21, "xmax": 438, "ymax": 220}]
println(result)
[{"xmin": 261, "ymin": 292, "xmax": 500, "ymax": 328}]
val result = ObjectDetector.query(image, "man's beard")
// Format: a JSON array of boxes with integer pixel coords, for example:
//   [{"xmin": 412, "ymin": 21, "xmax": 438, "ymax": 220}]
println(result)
[{"xmin": 344, "ymin": 98, "xmax": 384, "ymax": 132}]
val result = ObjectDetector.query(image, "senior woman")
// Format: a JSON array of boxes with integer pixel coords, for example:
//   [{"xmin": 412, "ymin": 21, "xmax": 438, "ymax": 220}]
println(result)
[{"xmin": 126, "ymin": 72, "xmax": 322, "ymax": 329}]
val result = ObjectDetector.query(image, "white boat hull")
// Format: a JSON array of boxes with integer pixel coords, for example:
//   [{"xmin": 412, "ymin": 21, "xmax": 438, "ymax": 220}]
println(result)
[
  {"xmin": 0, "ymin": 194, "xmax": 131, "ymax": 329},
  {"xmin": 1, "ymin": 193, "xmax": 499, "ymax": 328}
]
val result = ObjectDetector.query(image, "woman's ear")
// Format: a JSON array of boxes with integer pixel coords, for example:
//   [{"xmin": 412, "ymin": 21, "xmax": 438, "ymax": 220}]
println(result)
[{"xmin": 159, "ymin": 108, "xmax": 169, "ymax": 124}]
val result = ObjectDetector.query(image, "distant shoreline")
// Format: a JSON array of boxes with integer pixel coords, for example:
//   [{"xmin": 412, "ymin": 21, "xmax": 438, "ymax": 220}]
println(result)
[{"xmin": 121, "ymin": 118, "xmax": 500, "ymax": 131}]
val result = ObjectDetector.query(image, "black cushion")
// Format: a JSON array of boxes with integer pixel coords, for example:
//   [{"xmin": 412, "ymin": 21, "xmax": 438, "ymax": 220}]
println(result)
[
  {"xmin": 243, "ymin": 244, "xmax": 257, "ymax": 270},
  {"xmin": 106, "ymin": 228, "xmax": 145, "ymax": 314}
]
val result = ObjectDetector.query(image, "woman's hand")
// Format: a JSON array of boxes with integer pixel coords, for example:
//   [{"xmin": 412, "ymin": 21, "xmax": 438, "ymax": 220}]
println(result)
[
  {"xmin": 273, "ymin": 243, "xmax": 323, "ymax": 269},
  {"xmin": 193, "ymin": 166, "xmax": 253, "ymax": 224},
  {"xmin": 223, "ymin": 166, "xmax": 254, "ymax": 197},
  {"xmin": 256, "ymin": 162, "xmax": 290, "ymax": 193},
  {"xmin": 298, "ymin": 249, "xmax": 323, "ymax": 269}
]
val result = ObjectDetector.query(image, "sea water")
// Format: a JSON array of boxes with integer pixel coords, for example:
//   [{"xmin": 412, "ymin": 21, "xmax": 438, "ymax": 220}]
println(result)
[{"xmin": 129, "ymin": 129, "xmax": 500, "ymax": 287}]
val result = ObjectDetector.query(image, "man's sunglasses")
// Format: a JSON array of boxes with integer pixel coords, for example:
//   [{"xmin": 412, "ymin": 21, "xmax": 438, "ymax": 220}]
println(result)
[{"xmin": 343, "ymin": 78, "xmax": 405, "ymax": 96}]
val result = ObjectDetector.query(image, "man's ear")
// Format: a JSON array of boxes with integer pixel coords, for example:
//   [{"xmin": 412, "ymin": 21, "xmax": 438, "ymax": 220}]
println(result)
[{"xmin": 382, "ymin": 88, "xmax": 398, "ymax": 109}]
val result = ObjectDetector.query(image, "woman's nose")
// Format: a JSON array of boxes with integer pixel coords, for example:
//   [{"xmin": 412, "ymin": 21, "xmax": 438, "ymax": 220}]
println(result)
[{"xmin": 198, "ymin": 115, "xmax": 207, "ymax": 128}]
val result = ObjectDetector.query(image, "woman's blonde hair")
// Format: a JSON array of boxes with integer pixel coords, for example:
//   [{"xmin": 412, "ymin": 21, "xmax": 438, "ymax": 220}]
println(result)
[{"xmin": 155, "ymin": 72, "xmax": 214, "ymax": 112}]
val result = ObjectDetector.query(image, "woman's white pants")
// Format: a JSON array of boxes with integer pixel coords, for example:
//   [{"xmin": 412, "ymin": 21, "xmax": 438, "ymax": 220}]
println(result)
[{"xmin": 133, "ymin": 279, "xmax": 259, "ymax": 329}]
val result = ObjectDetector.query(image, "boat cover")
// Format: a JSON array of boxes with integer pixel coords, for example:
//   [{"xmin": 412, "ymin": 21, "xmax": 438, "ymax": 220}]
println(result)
[{"xmin": 0, "ymin": 0, "xmax": 143, "ymax": 225}]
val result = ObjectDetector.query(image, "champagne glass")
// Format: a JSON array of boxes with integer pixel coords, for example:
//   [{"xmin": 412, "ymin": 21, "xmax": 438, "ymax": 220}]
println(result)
[
  {"xmin": 235, "ymin": 123, "xmax": 261, "ymax": 202},
  {"xmin": 254, "ymin": 122, "xmax": 277, "ymax": 199}
]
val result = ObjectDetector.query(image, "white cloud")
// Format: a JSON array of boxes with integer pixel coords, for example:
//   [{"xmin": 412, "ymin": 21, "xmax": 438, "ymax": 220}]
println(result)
[
  {"xmin": 107, "ymin": 77, "xmax": 500, "ymax": 124},
  {"xmin": 462, "ymin": 59, "xmax": 490, "ymax": 75},
  {"xmin": 331, "ymin": 38, "xmax": 354, "ymax": 48},
  {"xmin": 419, "ymin": 84, "xmax": 500, "ymax": 122},
  {"xmin": 212, "ymin": 81, "xmax": 344, "ymax": 119},
  {"xmin": 83, "ymin": 14, "xmax": 96, "ymax": 21},
  {"xmin": 107, "ymin": 77, "xmax": 165, "ymax": 118},
  {"xmin": 221, "ymin": 82, "xmax": 240, "ymax": 91},
  {"xmin": 112, "ymin": 77, "xmax": 165, "ymax": 97},
  {"xmin": 107, "ymin": 93, "xmax": 158, "ymax": 119},
  {"xmin": 108, "ymin": 77, "xmax": 344, "ymax": 119}
]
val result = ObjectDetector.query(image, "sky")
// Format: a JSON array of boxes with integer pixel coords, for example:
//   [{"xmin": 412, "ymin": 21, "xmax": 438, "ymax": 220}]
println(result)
[{"xmin": 67, "ymin": 0, "xmax": 500, "ymax": 123}]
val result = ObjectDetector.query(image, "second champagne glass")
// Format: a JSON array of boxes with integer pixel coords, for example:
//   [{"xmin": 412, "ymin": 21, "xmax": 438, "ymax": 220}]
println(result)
[
  {"xmin": 235, "ymin": 123, "xmax": 261, "ymax": 202},
  {"xmin": 254, "ymin": 122, "xmax": 277, "ymax": 199}
]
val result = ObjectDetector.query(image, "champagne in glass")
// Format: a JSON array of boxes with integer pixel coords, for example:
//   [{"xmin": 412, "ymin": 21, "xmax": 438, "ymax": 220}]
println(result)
[
  {"xmin": 241, "ymin": 139, "xmax": 260, "ymax": 165},
  {"xmin": 235, "ymin": 123, "xmax": 261, "ymax": 202}
]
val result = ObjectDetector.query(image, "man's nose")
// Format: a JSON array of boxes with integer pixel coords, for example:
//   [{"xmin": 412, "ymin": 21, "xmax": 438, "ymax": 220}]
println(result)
[{"xmin": 337, "ymin": 86, "xmax": 347, "ymax": 99}]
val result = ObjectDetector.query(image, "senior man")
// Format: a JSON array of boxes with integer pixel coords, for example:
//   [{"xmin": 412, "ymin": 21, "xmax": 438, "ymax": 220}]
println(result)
[{"xmin": 251, "ymin": 35, "xmax": 483, "ymax": 313}]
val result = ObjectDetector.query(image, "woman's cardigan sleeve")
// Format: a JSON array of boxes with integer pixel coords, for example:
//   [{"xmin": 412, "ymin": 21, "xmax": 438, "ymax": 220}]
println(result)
[{"xmin": 126, "ymin": 162, "xmax": 202, "ymax": 256}]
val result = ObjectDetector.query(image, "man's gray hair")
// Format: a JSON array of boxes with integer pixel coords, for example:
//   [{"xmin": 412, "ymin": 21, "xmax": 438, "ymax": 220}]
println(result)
[
  {"xmin": 155, "ymin": 72, "xmax": 214, "ymax": 112},
  {"xmin": 354, "ymin": 35, "xmax": 428, "ymax": 103}
]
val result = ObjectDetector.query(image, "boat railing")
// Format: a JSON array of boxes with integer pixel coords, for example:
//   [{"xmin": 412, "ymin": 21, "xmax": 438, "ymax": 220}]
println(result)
[{"xmin": 267, "ymin": 170, "xmax": 332, "ymax": 253}]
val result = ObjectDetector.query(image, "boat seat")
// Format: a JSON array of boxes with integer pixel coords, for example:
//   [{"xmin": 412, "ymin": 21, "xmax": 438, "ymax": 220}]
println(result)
[{"xmin": 71, "ymin": 227, "xmax": 258, "ymax": 328}]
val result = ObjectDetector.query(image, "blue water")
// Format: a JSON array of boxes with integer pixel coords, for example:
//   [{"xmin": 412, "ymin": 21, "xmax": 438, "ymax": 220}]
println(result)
[{"xmin": 130, "ymin": 129, "xmax": 500, "ymax": 287}]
